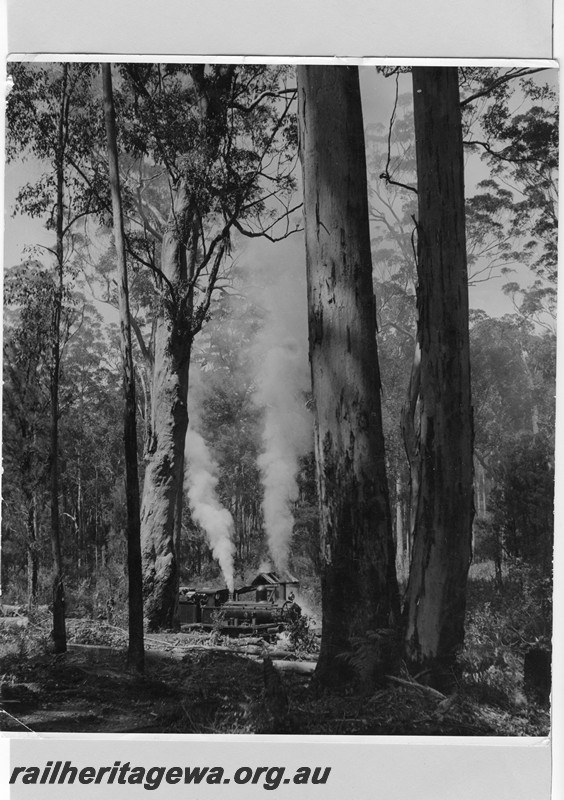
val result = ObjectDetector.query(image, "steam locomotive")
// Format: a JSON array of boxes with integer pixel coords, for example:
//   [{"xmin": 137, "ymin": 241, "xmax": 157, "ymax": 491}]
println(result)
[{"xmin": 178, "ymin": 571, "xmax": 300, "ymax": 635}]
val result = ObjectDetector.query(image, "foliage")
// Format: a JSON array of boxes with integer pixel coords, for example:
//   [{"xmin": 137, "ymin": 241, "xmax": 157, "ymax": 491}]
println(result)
[
  {"xmin": 2, "ymin": 267, "xmax": 128, "ymax": 613},
  {"xmin": 460, "ymin": 67, "xmax": 558, "ymax": 331},
  {"xmin": 338, "ymin": 629, "xmax": 400, "ymax": 691},
  {"xmin": 7, "ymin": 63, "xmax": 107, "ymax": 241},
  {"xmin": 69, "ymin": 619, "xmax": 128, "ymax": 648},
  {"xmin": 470, "ymin": 316, "xmax": 556, "ymax": 453},
  {"xmin": 284, "ymin": 614, "xmax": 318, "ymax": 656},
  {"xmin": 0, "ymin": 623, "xmax": 52, "ymax": 664},
  {"xmin": 461, "ymin": 561, "xmax": 552, "ymax": 714},
  {"xmin": 487, "ymin": 434, "xmax": 554, "ymax": 572},
  {"xmin": 102, "ymin": 64, "xmax": 300, "ymax": 344},
  {"xmin": 209, "ymin": 609, "xmax": 227, "ymax": 646},
  {"xmin": 470, "ymin": 315, "xmax": 555, "ymax": 582}
]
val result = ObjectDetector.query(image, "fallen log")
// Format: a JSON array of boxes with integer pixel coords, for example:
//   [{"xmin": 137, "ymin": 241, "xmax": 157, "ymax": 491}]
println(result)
[
  {"xmin": 0, "ymin": 616, "xmax": 28, "ymax": 629},
  {"xmin": 0, "ymin": 605, "xmax": 26, "ymax": 618},
  {"xmin": 67, "ymin": 642, "xmax": 318, "ymax": 670},
  {"xmin": 272, "ymin": 660, "xmax": 316, "ymax": 675},
  {"xmin": 385, "ymin": 674, "xmax": 447, "ymax": 701},
  {"xmin": 267, "ymin": 650, "xmax": 318, "ymax": 661}
]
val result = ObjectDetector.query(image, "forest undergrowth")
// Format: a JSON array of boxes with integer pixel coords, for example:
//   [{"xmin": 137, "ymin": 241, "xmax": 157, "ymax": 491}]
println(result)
[{"xmin": 0, "ymin": 561, "xmax": 550, "ymax": 736}]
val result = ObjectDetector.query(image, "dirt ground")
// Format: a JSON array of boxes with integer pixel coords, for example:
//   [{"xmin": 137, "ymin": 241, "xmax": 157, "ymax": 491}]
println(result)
[{"xmin": 0, "ymin": 619, "xmax": 550, "ymax": 736}]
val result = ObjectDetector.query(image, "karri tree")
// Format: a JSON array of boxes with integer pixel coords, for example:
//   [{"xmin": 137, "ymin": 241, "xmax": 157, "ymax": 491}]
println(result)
[
  {"xmin": 102, "ymin": 63, "xmax": 144, "ymax": 672},
  {"xmin": 402, "ymin": 67, "xmax": 474, "ymax": 690},
  {"xmin": 297, "ymin": 65, "xmax": 400, "ymax": 688}
]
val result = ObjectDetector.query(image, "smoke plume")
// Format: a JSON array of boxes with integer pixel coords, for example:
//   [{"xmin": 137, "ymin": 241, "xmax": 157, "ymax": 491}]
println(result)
[
  {"xmin": 184, "ymin": 379, "xmax": 235, "ymax": 592},
  {"xmin": 249, "ymin": 238, "xmax": 312, "ymax": 575}
]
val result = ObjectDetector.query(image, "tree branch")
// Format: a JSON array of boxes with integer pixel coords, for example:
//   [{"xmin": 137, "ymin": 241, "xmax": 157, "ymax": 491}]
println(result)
[
  {"xmin": 464, "ymin": 139, "xmax": 539, "ymax": 165},
  {"xmin": 191, "ymin": 243, "xmax": 227, "ymax": 336},
  {"xmin": 460, "ymin": 68, "xmax": 547, "ymax": 108},
  {"xmin": 230, "ymin": 88, "xmax": 297, "ymax": 113}
]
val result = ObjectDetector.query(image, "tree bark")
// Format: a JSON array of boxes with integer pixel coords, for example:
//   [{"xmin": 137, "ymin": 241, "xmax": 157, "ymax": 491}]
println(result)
[
  {"xmin": 403, "ymin": 67, "xmax": 474, "ymax": 692},
  {"xmin": 50, "ymin": 63, "xmax": 69, "ymax": 654},
  {"xmin": 298, "ymin": 65, "xmax": 400, "ymax": 689},
  {"xmin": 140, "ymin": 179, "xmax": 194, "ymax": 631},
  {"xmin": 26, "ymin": 497, "xmax": 39, "ymax": 612},
  {"xmin": 138, "ymin": 66, "xmax": 235, "ymax": 631},
  {"xmin": 394, "ymin": 476, "xmax": 407, "ymax": 581},
  {"xmin": 103, "ymin": 63, "xmax": 145, "ymax": 672},
  {"xmin": 401, "ymin": 341, "xmax": 421, "ymax": 571}
]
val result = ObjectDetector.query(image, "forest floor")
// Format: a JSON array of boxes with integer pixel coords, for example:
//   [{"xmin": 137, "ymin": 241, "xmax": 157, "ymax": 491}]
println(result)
[{"xmin": 0, "ymin": 614, "xmax": 550, "ymax": 736}]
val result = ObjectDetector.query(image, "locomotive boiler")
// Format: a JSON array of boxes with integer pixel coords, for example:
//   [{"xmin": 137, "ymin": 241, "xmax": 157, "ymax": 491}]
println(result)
[{"xmin": 178, "ymin": 571, "xmax": 300, "ymax": 635}]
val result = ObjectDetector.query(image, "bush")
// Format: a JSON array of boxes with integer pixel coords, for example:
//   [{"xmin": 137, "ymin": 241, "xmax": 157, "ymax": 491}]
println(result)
[
  {"xmin": 0, "ymin": 622, "xmax": 51, "ymax": 664},
  {"xmin": 488, "ymin": 433, "xmax": 554, "ymax": 573},
  {"xmin": 461, "ymin": 558, "xmax": 552, "ymax": 711},
  {"xmin": 285, "ymin": 613, "xmax": 318, "ymax": 655}
]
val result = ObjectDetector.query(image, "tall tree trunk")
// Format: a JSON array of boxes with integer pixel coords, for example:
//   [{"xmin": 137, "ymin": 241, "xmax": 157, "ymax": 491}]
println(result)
[
  {"xmin": 298, "ymin": 65, "xmax": 400, "ymax": 689},
  {"xmin": 103, "ymin": 63, "xmax": 145, "ymax": 672},
  {"xmin": 403, "ymin": 67, "xmax": 474, "ymax": 691},
  {"xmin": 26, "ymin": 497, "xmax": 39, "ymax": 612},
  {"xmin": 138, "ymin": 66, "xmax": 234, "ymax": 631},
  {"xmin": 140, "ymin": 179, "xmax": 193, "ymax": 631},
  {"xmin": 401, "ymin": 341, "xmax": 421, "ymax": 572},
  {"xmin": 50, "ymin": 63, "xmax": 69, "ymax": 654},
  {"xmin": 395, "ymin": 476, "xmax": 407, "ymax": 581}
]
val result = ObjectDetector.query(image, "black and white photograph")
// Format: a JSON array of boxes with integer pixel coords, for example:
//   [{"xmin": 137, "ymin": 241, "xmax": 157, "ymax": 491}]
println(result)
[{"xmin": 0, "ymin": 61, "xmax": 557, "ymax": 742}]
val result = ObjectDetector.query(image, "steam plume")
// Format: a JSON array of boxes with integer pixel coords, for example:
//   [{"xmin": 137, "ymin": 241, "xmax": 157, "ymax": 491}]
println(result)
[
  {"xmin": 184, "ymin": 381, "xmax": 235, "ymax": 592},
  {"xmin": 249, "ymin": 238, "xmax": 312, "ymax": 574}
]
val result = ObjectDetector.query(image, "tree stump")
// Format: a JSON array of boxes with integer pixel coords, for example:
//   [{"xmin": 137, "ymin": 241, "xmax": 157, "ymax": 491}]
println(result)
[
  {"xmin": 261, "ymin": 656, "xmax": 290, "ymax": 732},
  {"xmin": 523, "ymin": 647, "xmax": 551, "ymax": 707}
]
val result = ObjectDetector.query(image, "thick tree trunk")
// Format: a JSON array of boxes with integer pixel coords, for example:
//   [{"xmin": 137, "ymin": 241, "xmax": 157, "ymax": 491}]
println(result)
[
  {"xmin": 298, "ymin": 65, "xmax": 400, "ymax": 689},
  {"xmin": 138, "ymin": 67, "xmax": 235, "ymax": 631},
  {"xmin": 103, "ymin": 63, "xmax": 145, "ymax": 672},
  {"xmin": 394, "ymin": 476, "xmax": 408, "ymax": 581},
  {"xmin": 403, "ymin": 68, "xmax": 474, "ymax": 692},
  {"xmin": 401, "ymin": 341, "xmax": 421, "ymax": 570},
  {"xmin": 140, "ymin": 180, "xmax": 193, "ymax": 631}
]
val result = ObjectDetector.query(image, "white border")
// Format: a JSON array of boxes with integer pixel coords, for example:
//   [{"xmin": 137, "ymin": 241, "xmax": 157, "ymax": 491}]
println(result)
[
  {"xmin": 3, "ymin": 0, "xmax": 554, "ymax": 59},
  {"xmin": 6, "ymin": 55, "xmax": 559, "ymax": 68}
]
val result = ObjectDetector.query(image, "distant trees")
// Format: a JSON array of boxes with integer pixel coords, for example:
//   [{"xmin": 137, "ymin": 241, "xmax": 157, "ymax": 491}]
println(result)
[
  {"xmin": 6, "ymin": 63, "xmax": 103, "ymax": 651},
  {"xmin": 297, "ymin": 65, "xmax": 400, "ymax": 688},
  {"xmin": 3, "ymin": 265, "xmax": 53, "ymax": 610},
  {"xmin": 2, "ymin": 266, "xmax": 124, "ymax": 617},
  {"xmin": 470, "ymin": 313, "xmax": 555, "ymax": 582}
]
